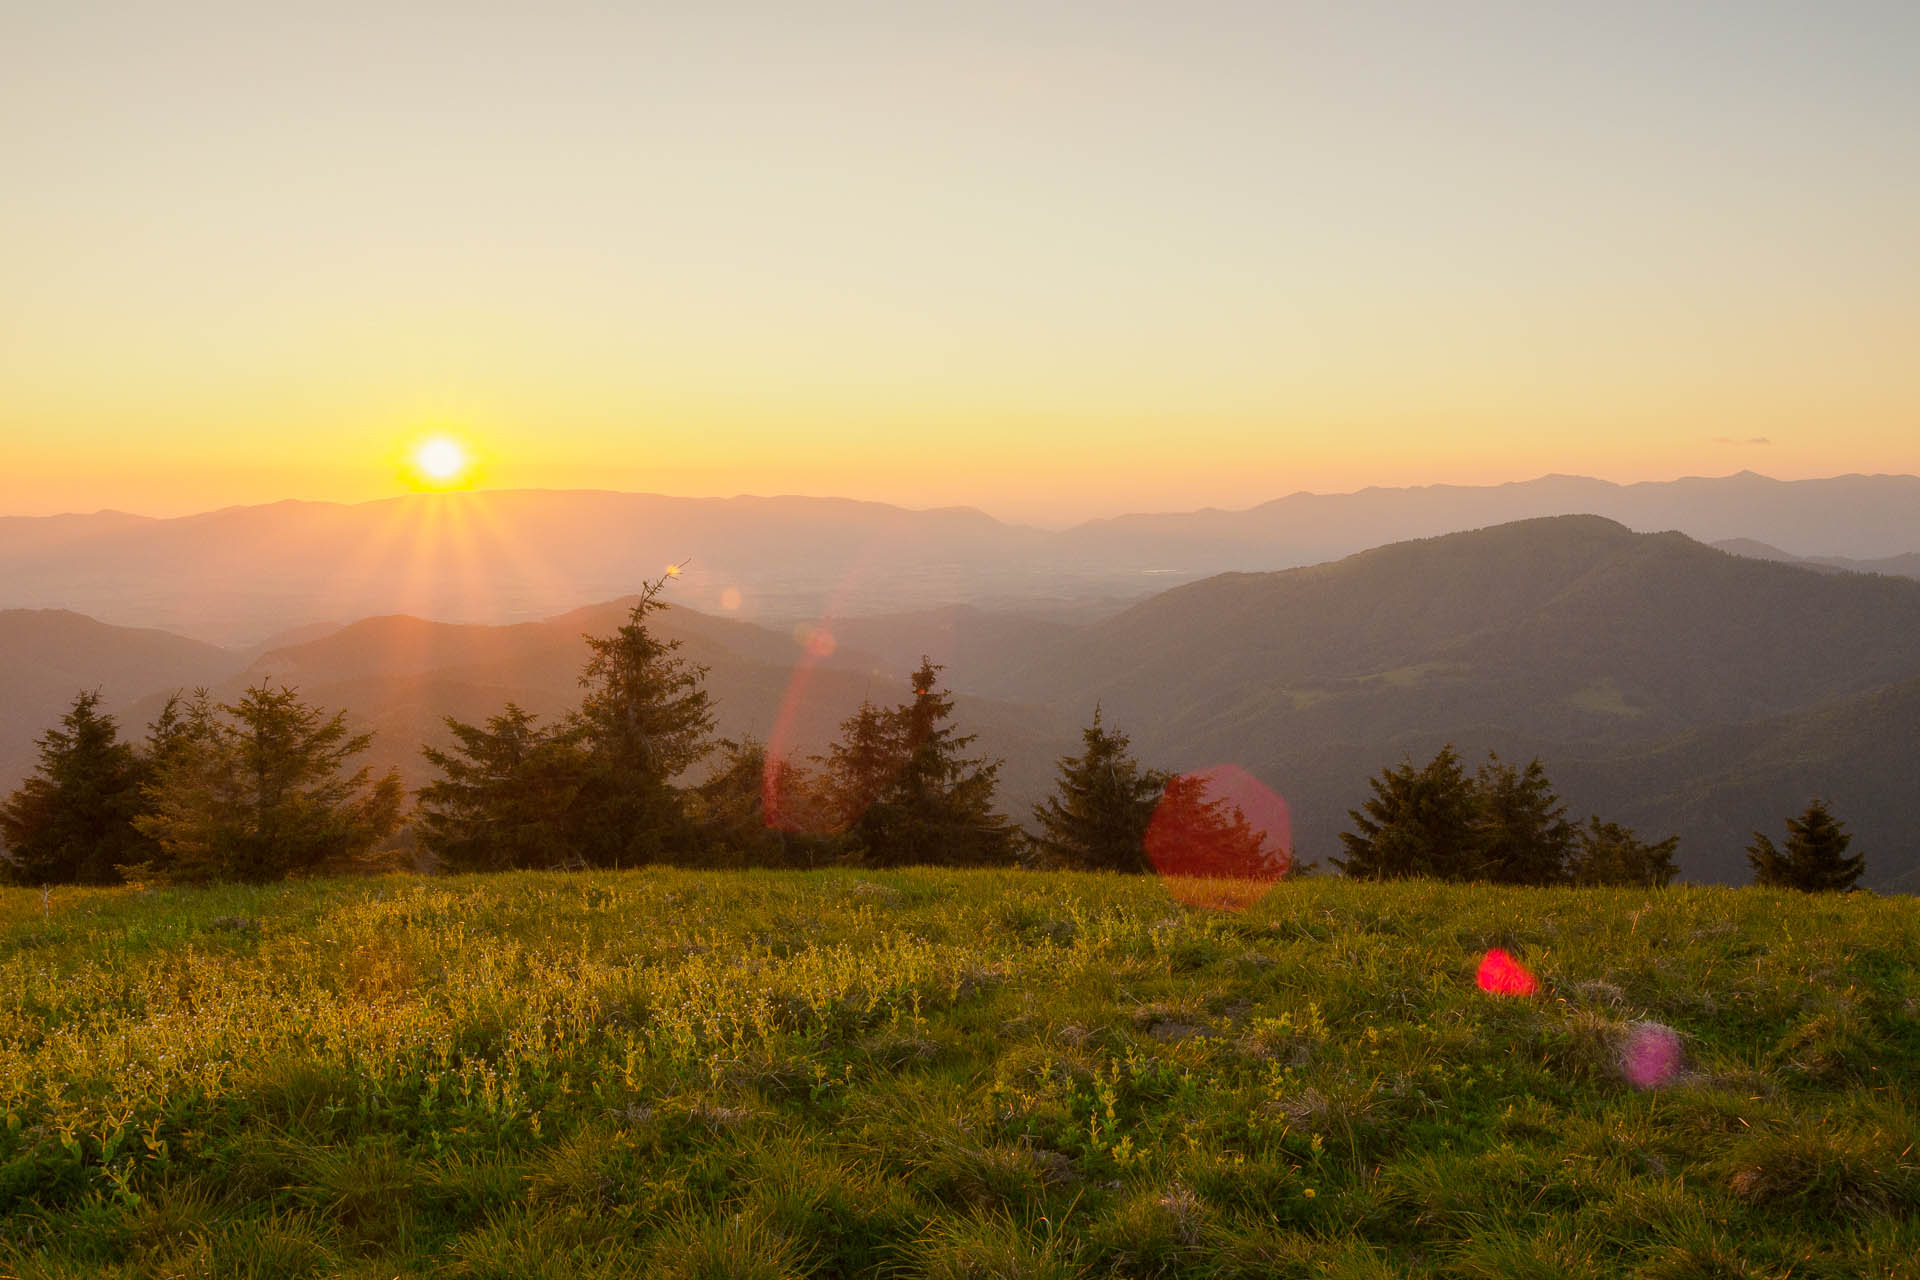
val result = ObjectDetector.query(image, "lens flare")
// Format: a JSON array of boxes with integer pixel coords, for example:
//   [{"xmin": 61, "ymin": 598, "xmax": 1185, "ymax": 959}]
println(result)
[
  {"xmin": 791, "ymin": 623, "xmax": 837, "ymax": 658},
  {"xmin": 1144, "ymin": 764, "xmax": 1292, "ymax": 910},
  {"xmin": 1476, "ymin": 948, "xmax": 1539, "ymax": 996},
  {"xmin": 1619, "ymin": 1021, "xmax": 1685, "ymax": 1088}
]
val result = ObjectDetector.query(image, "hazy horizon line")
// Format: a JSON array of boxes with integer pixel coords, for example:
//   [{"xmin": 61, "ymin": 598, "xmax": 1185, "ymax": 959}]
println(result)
[{"xmin": 9, "ymin": 467, "xmax": 1920, "ymax": 531}]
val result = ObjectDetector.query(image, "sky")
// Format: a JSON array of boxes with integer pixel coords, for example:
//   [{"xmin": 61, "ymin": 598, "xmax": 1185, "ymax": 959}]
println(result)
[{"xmin": 3, "ymin": 1, "xmax": 1917, "ymax": 525}]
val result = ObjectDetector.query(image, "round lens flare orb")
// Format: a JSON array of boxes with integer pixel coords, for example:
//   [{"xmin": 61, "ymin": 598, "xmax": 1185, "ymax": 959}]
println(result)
[
  {"xmin": 1619, "ymin": 1021, "xmax": 1685, "ymax": 1089},
  {"xmin": 413, "ymin": 437, "xmax": 470, "ymax": 486},
  {"xmin": 1476, "ymin": 948, "xmax": 1540, "ymax": 997},
  {"xmin": 1144, "ymin": 764, "xmax": 1292, "ymax": 911}
]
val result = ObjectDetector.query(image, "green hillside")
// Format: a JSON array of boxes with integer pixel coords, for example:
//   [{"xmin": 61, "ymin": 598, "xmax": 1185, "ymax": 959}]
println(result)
[
  {"xmin": 4, "ymin": 871, "xmax": 1915, "ymax": 1277},
  {"xmin": 1000, "ymin": 517, "xmax": 1920, "ymax": 886},
  {"xmin": 1012, "ymin": 516, "xmax": 1920, "ymax": 738},
  {"xmin": 0, "ymin": 610, "xmax": 240, "ymax": 790},
  {"xmin": 1570, "ymin": 676, "xmax": 1920, "ymax": 892}
]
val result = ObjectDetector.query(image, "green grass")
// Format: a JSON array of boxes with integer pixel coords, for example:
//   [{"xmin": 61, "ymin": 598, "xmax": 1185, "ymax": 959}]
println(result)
[{"xmin": 2, "ymin": 871, "xmax": 1916, "ymax": 1277}]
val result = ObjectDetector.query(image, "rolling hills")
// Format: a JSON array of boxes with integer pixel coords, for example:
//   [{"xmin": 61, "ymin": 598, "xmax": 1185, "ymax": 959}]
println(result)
[
  {"xmin": 990, "ymin": 517, "xmax": 1920, "ymax": 889},
  {"xmin": 6, "ymin": 473, "xmax": 1918, "ymax": 647},
  {"xmin": 87, "ymin": 599, "xmax": 1071, "ymax": 813},
  {"xmin": 1712, "ymin": 537, "xmax": 1920, "ymax": 580},
  {"xmin": 5, "ymin": 512, "xmax": 1920, "ymax": 888},
  {"xmin": 0, "ymin": 609, "xmax": 239, "ymax": 789}
]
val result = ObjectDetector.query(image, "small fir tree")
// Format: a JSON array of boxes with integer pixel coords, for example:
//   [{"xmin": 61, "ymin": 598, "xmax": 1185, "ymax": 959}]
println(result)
[
  {"xmin": 1030, "ymin": 708, "xmax": 1166, "ymax": 872},
  {"xmin": 0, "ymin": 690, "xmax": 149, "ymax": 885},
  {"xmin": 1334, "ymin": 745, "xmax": 1478, "ymax": 879},
  {"xmin": 1143, "ymin": 771, "xmax": 1281, "ymax": 880},
  {"xmin": 690, "ymin": 737, "xmax": 838, "ymax": 868},
  {"xmin": 1568, "ymin": 816, "xmax": 1680, "ymax": 887},
  {"xmin": 1748, "ymin": 800, "xmax": 1864, "ymax": 892},
  {"xmin": 417, "ymin": 704, "xmax": 587, "ymax": 872},
  {"xmin": 825, "ymin": 659, "xmax": 1015, "ymax": 867},
  {"xmin": 1471, "ymin": 754, "xmax": 1575, "ymax": 884},
  {"xmin": 820, "ymin": 700, "xmax": 907, "ymax": 835},
  {"xmin": 142, "ymin": 691, "xmax": 204, "ymax": 776},
  {"xmin": 134, "ymin": 684, "xmax": 403, "ymax": 883}
]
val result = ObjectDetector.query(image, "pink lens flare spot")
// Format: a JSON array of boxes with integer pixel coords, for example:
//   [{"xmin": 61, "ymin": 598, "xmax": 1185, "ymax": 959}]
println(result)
[
  {"xmin": 1619, "ymin": 1021, "xmax": 1685, "ymax": 1089},
  {"xmin": 790, "ymin": 623, "xmax": 838, "ymax": 658},
  {"xmin": 1144, "ymin": 764, "xmax": 1292, "ymax": 911},
  {"xmin": 1476, "ymin": 948, "xmax": 1540, "ymax": 996}
]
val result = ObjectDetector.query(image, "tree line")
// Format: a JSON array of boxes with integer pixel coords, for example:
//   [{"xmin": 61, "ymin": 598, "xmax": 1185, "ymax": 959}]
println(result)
[{"xmin": 1, "ymin": 578, "xmax": 1866, "ymax": 892}]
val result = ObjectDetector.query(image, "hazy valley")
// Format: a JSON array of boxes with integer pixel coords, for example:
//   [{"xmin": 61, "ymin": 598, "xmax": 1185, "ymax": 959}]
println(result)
[{"xmin": 7, "ymin": 474, "xmax": 1919, "ymax": 890}]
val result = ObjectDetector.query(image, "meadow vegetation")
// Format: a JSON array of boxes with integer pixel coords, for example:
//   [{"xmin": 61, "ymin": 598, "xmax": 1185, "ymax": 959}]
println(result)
[{"xmin": 2, "ymin": 870, "xmax": 1914, "ymax": 1278}]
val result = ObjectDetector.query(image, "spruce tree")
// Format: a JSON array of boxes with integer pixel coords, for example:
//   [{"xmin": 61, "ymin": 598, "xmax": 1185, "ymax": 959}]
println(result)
[
  {"xmin": 1748, "ymin": 800, "xmax": 1864, "ymax": 892},
  {"xmin": 0, "ymin": 690, "xmax": 149, "ymax": 885},
  {"xmin": 417, "ymin": 704, "xmax": 587, "ymax": 872},
  {"xmin": 690, "ymin": 738, "xmax": 836, "ymax": 868},
  {"xmin": 1334, "ymin": 745, "xmax": 1478, "ymax": 879},
  {"xmin": 826, "ymin": 659, "xmax": 1015, "ymax": 867},
  {"xmin": 1030, "ymin": 708, "xmax": 1166, "ymax": 872},
  {"xmin": 143, "ymin": 691, "xmax": 203, "ymax": 776},
  {"xmin": 569, "ymin": 572, "xmax": 716, "ymax": 866},
  {"xmin": 820, "ymin": 700, "xmax": 906, "ymax": 835},
  {"xmin": 1471, "ymin": 754, "xmax": 1574, "ymax": 884},
  {"xmin": 1568, "ymin": 816, "xmax": 1680, "ymax": 887},
  {"xmin": 134, "ymin": 684, "xmax": 403, "ymax": 883}
]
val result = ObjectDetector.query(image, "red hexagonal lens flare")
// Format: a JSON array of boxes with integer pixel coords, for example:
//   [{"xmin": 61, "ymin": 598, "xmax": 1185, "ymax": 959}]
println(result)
[{"xmin": 1144, "ymin": 764, "xmax": 1292, "ymax": 910}]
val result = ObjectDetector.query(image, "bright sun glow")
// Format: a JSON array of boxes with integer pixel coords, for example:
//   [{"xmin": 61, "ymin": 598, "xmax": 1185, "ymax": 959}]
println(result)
[{"xmin": 416, "ymin": 438, "xmax": 468, "ymax": 481}]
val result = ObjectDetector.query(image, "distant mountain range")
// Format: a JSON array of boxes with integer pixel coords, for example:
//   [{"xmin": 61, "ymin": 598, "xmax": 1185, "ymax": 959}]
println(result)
[
  {"xmin": 1058, "ymin": 471, "xmax": 1920, "ymax": 568},
  {"xmin": 5, "ymin": 499, "xmax": 1918, "ymax": 891},
  {"xmin": 1710, "ymin": 538, "xmax": 1920, "ymax": 580},
  {"xmin": 3, "ymin": 472, "xmax": 1916, "ymax": 647}
]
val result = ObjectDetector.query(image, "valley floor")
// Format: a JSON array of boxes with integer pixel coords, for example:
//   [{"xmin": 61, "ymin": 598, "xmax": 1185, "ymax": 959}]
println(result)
[{"xmin": 2, "ymin": 871, "xmax": 1916, "ymax": 1278}]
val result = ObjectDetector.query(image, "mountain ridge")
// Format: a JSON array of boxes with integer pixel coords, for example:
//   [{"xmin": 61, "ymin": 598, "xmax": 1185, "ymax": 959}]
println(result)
[{"xmin": 5, "ymin": 473, "xmax": 1918, "ymax": 647}]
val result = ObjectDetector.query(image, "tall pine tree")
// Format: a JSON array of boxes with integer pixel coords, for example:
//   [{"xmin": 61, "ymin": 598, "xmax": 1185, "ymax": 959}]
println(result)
[
  {"xmin": 821, "ymin": 700, "xmax": 906, "ymax": 835},
  {"xmin": 569, "ymin": 572, "xmax": 715, "ymax": 866}
]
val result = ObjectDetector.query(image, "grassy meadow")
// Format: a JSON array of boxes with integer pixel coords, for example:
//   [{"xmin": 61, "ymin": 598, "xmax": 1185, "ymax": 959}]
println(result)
[{"xmin": 2, "ymin": 870, "xmax": 1916, "ymax": 1278}]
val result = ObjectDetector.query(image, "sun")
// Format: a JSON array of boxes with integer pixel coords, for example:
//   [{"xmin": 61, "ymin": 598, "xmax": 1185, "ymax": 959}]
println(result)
[{"xmin": 409, "ymin": 436, "xmax": 473, "ymax": 489}]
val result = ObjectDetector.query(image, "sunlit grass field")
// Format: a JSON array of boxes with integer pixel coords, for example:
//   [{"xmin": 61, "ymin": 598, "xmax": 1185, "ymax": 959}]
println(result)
[{"xmin": 3, "ymin": 871, "xmax": 1916, "ymax": 1278}]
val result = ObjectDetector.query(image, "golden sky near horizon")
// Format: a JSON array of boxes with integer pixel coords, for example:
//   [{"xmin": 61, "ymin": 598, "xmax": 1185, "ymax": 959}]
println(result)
[{"xmin": 3, "ymin": 2, "xmax": 1918, "ymax": 524}]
